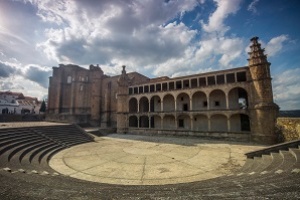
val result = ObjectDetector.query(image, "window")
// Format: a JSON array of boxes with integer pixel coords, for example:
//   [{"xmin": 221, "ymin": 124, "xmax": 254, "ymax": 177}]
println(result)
[
  {"xmin": 215, "ymin": 101, "xmax": 220, "ymax": 106},
  {"xmin": 179, "ymin": 119, "xmax": 184, "ymax": 128},
  {"xmin": 217, "ymin": 75, "xmax": 225, "ymax": 84},
  {"xmin": 156, "ymin": 84, "xmax": 161, "ymax": 91},
  {"xmin": 191, "ymin": 79, "xmax": 197, "ymax": 88},
  {"xmin": 199, "ymin": 77, "xmax": 206, "ymax": 86},
  {"xmin": 139, "ymin": 86, "xmax": 143, "ymax": 93},
  {"xmin": 176, "ymin": 81, "xmax": 182, "ymax": 89},
  {"xmin": 183, "ymin": 104, "xmax": 188, "ymax": 111},
  {"xmin": 226, "ymin": 73, "xmax": 235, "ymax": 83},
  {"xmin": 169, "ymin": 82, "xmax": 175, "ymax": 90},
  {"xmin": 150, "ymin": 85, "xmax": 155, "ymax": 92},
  {"xmin": 162, "ymin": 83, "xmax": 168, "ymax": 91},
  {"xmin": 237, "ymin": 72, "xmax": 247, "ymax": 82},
  {"xmin": 203, "ymin": 101, "xmax": 208, "ymax": 107},
  {"xmin": 67, "ymin": 76, "xmax": 72, "ymax": 83},
  {"xmin": 80, "ymin": 85, "xmax": 83, "ymax": 91},
  {"xmin": 129, "ymin": 88, "xmax": 133, "ymax": 95},
  {"xmin": 208, "ymin": 76, "xmax": 215, "ymax": 85}
]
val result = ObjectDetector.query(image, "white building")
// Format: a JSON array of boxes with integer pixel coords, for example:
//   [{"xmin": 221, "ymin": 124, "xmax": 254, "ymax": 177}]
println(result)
[{"xmin": 0, "ymin": 91, "xmax": 41, "ymax": 114}]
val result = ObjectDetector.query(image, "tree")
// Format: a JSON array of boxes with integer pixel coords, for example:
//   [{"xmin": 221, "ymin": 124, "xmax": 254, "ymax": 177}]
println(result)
[{"xmin": 39, "ymin": 100, "xmax": 46, "ymax": 113}]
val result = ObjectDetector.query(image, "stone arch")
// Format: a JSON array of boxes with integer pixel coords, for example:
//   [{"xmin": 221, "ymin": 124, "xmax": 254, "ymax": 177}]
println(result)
[
  {"xmin": 177, "ymin": 114, "xmax": 191, "ymax": 129},
  {"xmin": 176, "ymin": 92, "xmax": 190, "ymax": 111},
  {"xmin": 163, "ymin": 94, "xmax": 175, "ymax": 112},
  {"xmin": 163, "ymin": 115, "xmax": 176, "ymax": 129},
  {"xmin": 210, "ymin": 114, "xmax": 227, "ymax": 132},
  {"xmin": 209, "ymin": 89, "xmax": 226, "ymax": 110},
  {"xmin": 150, "ymin": 95, "xmax": 161, "ymax": 112},
  {"xmin": 139, "ymin": 115, "xmax": 149, "ymax": 128},
  {"xmin": 192, "ymin": 91, "xmax": 207, "ymax": 110},
  {"xmin": 150, "ymin": 115, "xmax": 161, "ymax": 128},
  {"xmin": 129, "ymin": 116, "xmax": 138, "ymax": 127},
  {"xmin": 193, "ymin": 114, "xmax": 208, "ymax": 131},
  {"xmin": 139, "ymin": 96, "xmax": 149, "ymax": 113},
  {"xmin": 228, "ymin": 87, "xmax": 248, "ymax": 109},
  {"xmin": 129, "ymin": 98, "xmax": 138, "ymax": 113},
  {"xmin": 230, "ymin": 114, "xmax": 251, "ymax": 132}
]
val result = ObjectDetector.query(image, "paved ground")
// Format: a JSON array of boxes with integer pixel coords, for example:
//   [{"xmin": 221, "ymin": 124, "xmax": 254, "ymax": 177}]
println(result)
[{"xmin": 50, "ymin": 134, "xmax": 263, "ymax": 185}]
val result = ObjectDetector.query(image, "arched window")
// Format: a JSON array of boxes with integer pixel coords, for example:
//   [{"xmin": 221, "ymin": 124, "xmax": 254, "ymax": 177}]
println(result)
[{"xmin": 67, "ymin": 76, "xmax": 72, "ymax": 84}]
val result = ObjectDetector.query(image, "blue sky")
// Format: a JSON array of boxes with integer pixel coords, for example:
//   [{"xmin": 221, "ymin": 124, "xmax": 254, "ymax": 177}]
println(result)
[{"xmin": 0, "ymin": 0, "xmax": 299, "ymax": 110}]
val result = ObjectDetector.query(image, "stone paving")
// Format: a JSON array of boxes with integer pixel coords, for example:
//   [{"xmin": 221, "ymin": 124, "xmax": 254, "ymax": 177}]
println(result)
[{"xmin": 50, "ymin": 134, "xmax": 263, "ymax": 185}]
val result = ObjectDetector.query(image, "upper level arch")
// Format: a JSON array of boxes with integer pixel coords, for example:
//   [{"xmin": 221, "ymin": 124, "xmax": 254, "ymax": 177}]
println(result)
[
  {"xmin": 163, "ymin": 94, "xmax": 175, "ymax": 112},
  {"xmin": 176, "ymin": 92, "xmax": 190, "ymax": 111},
  {"xmin": 150, "ymin": 95, "xmax": 161, "ymax": 112},
  {"xmin": 129, "ymin": 97, "xmax": 138, "ymax": 113},
  {"xmin": 192, "ymin": 91, "xmax": 207, "ymax": 110},
  {"xmin": 209, "ymin": 89, "xmax": 226, "ymax": 110},
  {"xmin": 228, "ymin": 87, "xmax": 248, "ymax": 109},
  {"xmin": 139, "ymin": 96, "xmax": 149, "ymax": 113}
]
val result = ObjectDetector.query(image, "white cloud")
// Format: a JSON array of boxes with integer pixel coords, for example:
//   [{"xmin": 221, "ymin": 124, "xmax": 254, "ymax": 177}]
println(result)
[
  {"xmin": 265, "ymin": 35, "xmax": 289, "ymax": 57},
  {"xmin": 0, "ymin": 75, "xmax": 48, "ymax": 100},
  {"xmin": 35, "ymin": 0, "xmax": 200, "ymax": 75},
  {"xmin": 273, "ymin": 67, "xmax": 300, "ymax": 110},
  {"xmin": 201, "ymin": 0, "xmax": 242, "ymax": 35},
  {"xmin": 247, "ymin": 0, "xmax": 260, "ymax": 14}
]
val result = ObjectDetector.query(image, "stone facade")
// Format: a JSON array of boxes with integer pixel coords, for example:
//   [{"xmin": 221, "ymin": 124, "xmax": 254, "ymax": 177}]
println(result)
[{"xmin": 47, "ymin": 37, "xmax": 279, "ymax": 144}]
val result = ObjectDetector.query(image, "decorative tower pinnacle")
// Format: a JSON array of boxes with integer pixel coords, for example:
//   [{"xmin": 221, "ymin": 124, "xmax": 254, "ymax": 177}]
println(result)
[{"xmin": 247, "ymin": 36, "xmax": 279, "ymax": 144}]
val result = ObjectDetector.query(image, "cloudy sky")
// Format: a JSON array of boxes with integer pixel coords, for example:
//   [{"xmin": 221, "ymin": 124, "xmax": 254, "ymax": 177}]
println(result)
[{"xmin": 0, "ymin": 0, "xmax": 299, "ymax": 110}]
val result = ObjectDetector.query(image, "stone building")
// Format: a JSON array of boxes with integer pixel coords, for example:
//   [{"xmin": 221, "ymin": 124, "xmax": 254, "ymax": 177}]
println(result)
[{"xmin": 47, "ymin": 37, "xmax": 279, "ymax": 144}]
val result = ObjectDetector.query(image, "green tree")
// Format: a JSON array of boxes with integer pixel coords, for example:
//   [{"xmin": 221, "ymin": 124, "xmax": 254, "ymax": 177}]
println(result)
[{"xmin": 39, "ymin": 100, "xmax": 46, "ymax": 113}]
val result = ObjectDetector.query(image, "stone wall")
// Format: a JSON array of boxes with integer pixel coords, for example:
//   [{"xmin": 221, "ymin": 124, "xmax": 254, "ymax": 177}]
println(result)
[{"xmin": 276, "ymin": 117, "xmax": 300, "ymax": 142}]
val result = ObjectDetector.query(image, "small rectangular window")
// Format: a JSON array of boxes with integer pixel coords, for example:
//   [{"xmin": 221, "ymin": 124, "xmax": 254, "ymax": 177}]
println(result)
[
  {"xmin": 226, "ymin": 73, "xmax": 235, "ymax": 83},
  {"xmin": 191, "ymin": 79, "xmax": 198, "ymax": 88},
  {"xmin": 169, "ymin": 82, "xmax": 174, "ymax": 90},
  {"xmin": 237, "ymin": 72, "xmax": 247, "ymax": 82},
  {"xmin": 208, "ymin": 76, "xmax": 215, "ymax": 85},
  {"xmin": 162, "ymin": 83, "xmax": 168, "ymax": 91},
  {"xmin": 217, "ymin": 75, "xmax": 225, "ymax": 84},
  {"xmin": 144, "ymin": 85, "xmax": 149, "ymax": 93},
  {"xmin": 139, "ymin": 86, "xmax": 143, "ymax": 93},
  {"xmin": 150, "ymin": 85, "xmax": 155, "ymax": 92},
  {"xmin": 183, "ymin": 80, "xmax": 189, "ymax": 88},
  {"xmin": 215, "ymin": 101, "xmax": 220, "ymax": 106},
  {"xmin": 176, "ymin": 81, "xmax": 182, "ymax": 89},
  {"xmin": 156, "ymin": 84, "xmax": 161, "ymax": 91},
  {"xmin": 203, "ymin": 101, "xmax": 208, "ymax": 107},
  {"xmin": 199, "ymin": 77, "xmax": 206, "ymax": 86}
]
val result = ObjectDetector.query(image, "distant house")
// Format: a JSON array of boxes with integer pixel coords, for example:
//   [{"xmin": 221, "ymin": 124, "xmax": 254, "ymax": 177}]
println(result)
[{"xmin": 0, "ymin": 91, "xmax": 41, "ymax": 114}]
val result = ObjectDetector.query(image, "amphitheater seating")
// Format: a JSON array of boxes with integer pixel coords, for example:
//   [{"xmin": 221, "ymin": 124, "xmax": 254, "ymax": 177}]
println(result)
[
  {"xmin": 0, "ymin": 124, "xmax": 94, "ymax": 174},
  {"xmin": 0, "ymin": 125, "xmax": 299, "ymax": 199}
]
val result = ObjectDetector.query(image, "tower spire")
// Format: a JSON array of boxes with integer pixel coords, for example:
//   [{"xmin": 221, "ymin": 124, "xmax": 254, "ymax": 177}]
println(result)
[{"xmin": 247, "ymin": 36, "xmax": 279, "ymax": 144}]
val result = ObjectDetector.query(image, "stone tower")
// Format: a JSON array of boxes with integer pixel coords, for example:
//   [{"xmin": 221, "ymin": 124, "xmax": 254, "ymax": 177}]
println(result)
[
  {"xmin": 117, "ymin": 66, "xmax": 130, "ymax": 133},
  {"xmin": 248, "ymin": 37, "xmax": 279, "ymax": 144},
  {"xmin": 89, "ymin": 64, "xmax": 103, "ymax": 126}
]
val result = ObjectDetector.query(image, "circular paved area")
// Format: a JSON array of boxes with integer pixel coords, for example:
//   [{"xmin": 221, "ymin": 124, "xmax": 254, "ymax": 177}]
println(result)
[{"xmin": 50, "ymin": 134, "xmax": 262, "ymax": 185}]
